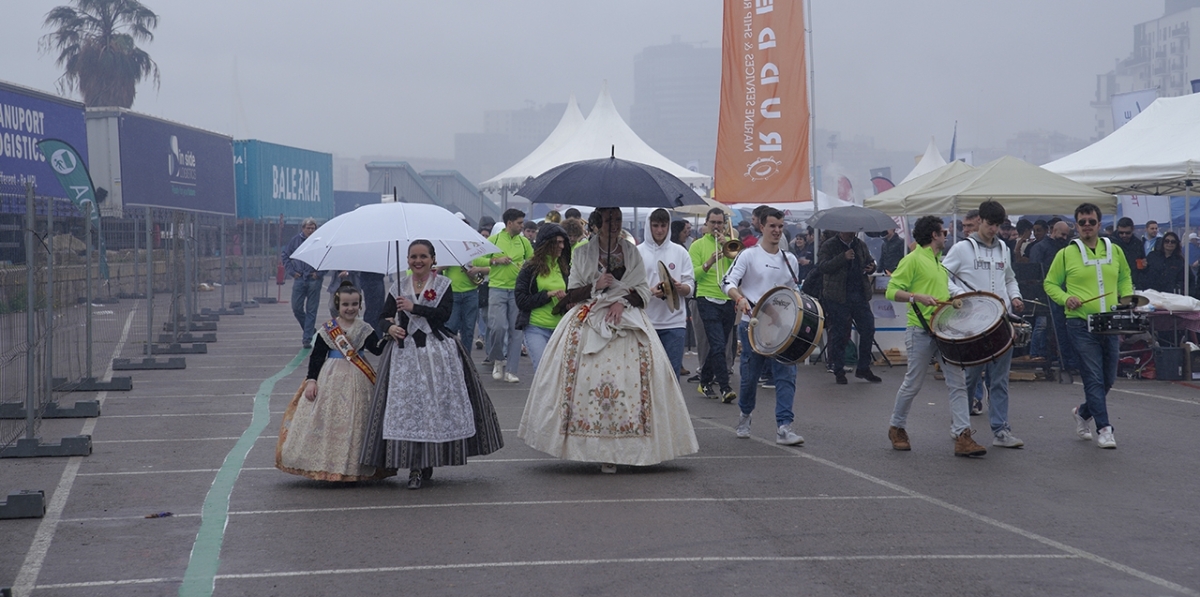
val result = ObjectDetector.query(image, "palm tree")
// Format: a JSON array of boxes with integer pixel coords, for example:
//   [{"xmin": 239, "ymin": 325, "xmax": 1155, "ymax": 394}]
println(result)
[{"xmin": 39, "ymin": 0, "xmax": 160, "ymax": 108}]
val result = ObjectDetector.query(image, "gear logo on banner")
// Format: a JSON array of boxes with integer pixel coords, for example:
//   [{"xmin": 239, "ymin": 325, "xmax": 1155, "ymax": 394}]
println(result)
[
  {"xmin": 745, "ymin": 157, "xmax": 782, "ymax": 182},
  {"xmin": 50, "ymin": 148, "xmax": 77, "ymax": 175}
]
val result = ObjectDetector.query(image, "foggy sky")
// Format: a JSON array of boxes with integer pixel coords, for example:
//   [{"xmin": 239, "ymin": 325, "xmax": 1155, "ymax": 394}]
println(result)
[{"xmin": 1, "ymin": 0, "xmax": 1167, "ymax": 165}]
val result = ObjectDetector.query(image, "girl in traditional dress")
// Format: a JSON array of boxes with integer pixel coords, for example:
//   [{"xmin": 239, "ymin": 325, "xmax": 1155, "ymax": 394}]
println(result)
[
  {"xmin": 361, "ymin": 240, "xmax": 504, "ymax": 489},
  {"xmin": 276, "ymin": 281, "xmax": 392, "ymax": 482},
  {"xmin": 515, "ymin": 224, "xmax": 571, "ymax": 375},
  {"xmin": 519, "ymin": 208, "xmax": 699, "ymax": 473}
]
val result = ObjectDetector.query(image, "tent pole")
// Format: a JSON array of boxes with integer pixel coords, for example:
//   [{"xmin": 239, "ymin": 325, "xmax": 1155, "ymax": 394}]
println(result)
[{"xmin": 1186, "ymin": 184, "xmax": 1192, "ymax": 297}]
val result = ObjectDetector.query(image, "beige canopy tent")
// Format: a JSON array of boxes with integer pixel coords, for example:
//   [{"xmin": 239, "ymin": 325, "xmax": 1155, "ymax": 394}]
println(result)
[
  {"xmin": 869, "ymin": 156, "xmax": 1116, "ymax": 216},
  {"xmin": 864, "ymin": 160, "xmax": 975, "ymax": 215}
]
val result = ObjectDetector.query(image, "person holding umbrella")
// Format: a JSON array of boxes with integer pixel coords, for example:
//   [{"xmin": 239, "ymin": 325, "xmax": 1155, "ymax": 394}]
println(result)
[
  {"xmin": 485, "ymin": 209, "xmax": 535, "ymax": 383},
  {"xmin": 817, "ymin": 229, "xmax": 881, "ymax": 386},
  {"xmin": 518, "ymin": 207, "xmax": 698, "ymax": 473},
  {"xmin": 360, "ymin": 240, "xmax": 504, "ymax": 489}
]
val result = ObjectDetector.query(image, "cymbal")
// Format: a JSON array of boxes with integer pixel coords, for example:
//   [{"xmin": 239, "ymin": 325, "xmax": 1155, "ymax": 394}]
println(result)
[{"xmin": 658, "ymin": 261, "xmax": 680, "ymax": 312}]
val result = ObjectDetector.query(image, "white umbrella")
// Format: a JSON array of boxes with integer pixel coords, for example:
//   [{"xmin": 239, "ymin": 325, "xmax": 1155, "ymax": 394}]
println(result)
[{"xmin": 289, "ymin": 203, "xmax": 500, "ymax": 276}]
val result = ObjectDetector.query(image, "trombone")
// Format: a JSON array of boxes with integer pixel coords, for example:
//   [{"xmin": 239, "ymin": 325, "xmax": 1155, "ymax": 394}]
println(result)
[{"xmin": 717, "ymin": 221, "xmax": 742, "ymax": 260}]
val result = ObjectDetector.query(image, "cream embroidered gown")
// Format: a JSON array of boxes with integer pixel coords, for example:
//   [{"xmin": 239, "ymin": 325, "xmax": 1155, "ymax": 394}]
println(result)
[{"xmin": 519, "ymin": 239, "xmax": 699, "ymax": 466}]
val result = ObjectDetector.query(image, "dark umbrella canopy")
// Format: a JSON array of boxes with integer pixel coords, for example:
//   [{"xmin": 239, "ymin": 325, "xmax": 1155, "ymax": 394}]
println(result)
[
  {"xmin": 807, "ymin": 205, "xmax": 897, "ymax": 233},
  {"xmin": 515, "ymin": 156, "xmax": 706, "ymax": 209}
]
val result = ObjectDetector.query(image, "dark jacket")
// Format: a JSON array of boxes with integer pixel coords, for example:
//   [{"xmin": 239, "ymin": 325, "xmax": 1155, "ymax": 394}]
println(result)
[
  {"xmin": 1029, "ymin": 237, "xmax": 1068, "ymax": 271},
  {"xmin": 879, "ymin": 233, "xmax": 905, "ymax": 273},
  {"xmin": 1145, "ymin": 249, "xmax": 1185, "ymax": 294},
  {"xmin": 282, "ymin": 232, "xmax": 322, "ymax": 278},
  {"xmin": 818, "ymin": 235, "xmax": 874, "ymax": 304},
  {"xmin": 1110, "ymin": 233, "xmax": 1146, "ymax": 288}
]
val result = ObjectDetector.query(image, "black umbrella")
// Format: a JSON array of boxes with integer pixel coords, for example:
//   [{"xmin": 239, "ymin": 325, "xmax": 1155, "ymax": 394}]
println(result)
[
  {"xmin": 515, "ymin": 154, "xmax": 706, "ymax": 209},
  {"xmin": 807, "ymin": 206, "xmax": 897, "ymax": 233}
]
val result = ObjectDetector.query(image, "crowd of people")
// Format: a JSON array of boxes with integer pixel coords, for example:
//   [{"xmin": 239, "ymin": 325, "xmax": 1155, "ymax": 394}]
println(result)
[{"xmin": 272, "ymin": 199, "xmax": 1168, "ymax": 488}]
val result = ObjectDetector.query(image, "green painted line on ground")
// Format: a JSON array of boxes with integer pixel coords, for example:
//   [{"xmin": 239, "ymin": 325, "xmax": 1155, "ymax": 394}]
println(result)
[{"xmin": 179, "ymin": 349, "xmax": 308, "ymax": 597}]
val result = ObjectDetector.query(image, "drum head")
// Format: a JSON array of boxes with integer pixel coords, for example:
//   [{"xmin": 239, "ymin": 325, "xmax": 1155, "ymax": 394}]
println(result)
[
  {"xmin": 748, "ymin": 287, "xmax": 802, "ymax": 356},
  {"xmin": 931, "ymin": 292, "xmax": 1006, "ymax": 340},
  {"xmin": 657, "ymin": 261, "xmax": 679, "ymax": 312}
]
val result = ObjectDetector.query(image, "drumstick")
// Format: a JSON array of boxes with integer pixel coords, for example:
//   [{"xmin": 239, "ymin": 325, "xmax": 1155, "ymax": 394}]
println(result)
[
  {"xmin": 935, "ymin": 299, "xmax": 964, "ymax": 309},
  {"xmin": 1079, "ymin": 291, "xmax": 1113, "ymax": 305}
]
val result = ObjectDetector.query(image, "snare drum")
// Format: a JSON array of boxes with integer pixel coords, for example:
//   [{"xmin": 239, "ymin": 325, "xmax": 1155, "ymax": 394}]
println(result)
[
  {"xmin": 1087, "ymin": 311, "xmax": 1149, "ymax": 335},
  {"xmin": 1012, "ymin": 320, "xmax": 1032, "ymax": 349},
  {"xmin": 930, "ymin": 291, "xmax": 1014, "ymax": 367},
  {"xmin": 747, "ymin": 287, "xmax": 825, "ymax": 365}
]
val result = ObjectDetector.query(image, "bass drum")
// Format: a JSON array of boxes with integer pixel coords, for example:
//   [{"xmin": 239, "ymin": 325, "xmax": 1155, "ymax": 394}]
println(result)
[
  {"xmin": 747, "ymin": 286, "xmax": 825, "ymax": 365},
  {"xmin": 930, "ymin": 291, "xmax": 1013, "ymax": 367}
]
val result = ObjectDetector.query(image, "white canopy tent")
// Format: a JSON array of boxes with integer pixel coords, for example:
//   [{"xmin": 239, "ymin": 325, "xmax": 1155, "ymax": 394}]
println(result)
[
  {"xmin": 888, "ymin": 156, "xmax": 1117, "ymax": 216},
  {"xmin": 901, "ymin": 138, "xmax": 949, "ymax": 184},
  {"xmin": 479, "ymin": 95, "xmax": 585, "ymax": 193},
  {"xmin": 1044, "ymin": 93, "xmax": 1200, "ymax": 294},
  {"xmin": 478, "ymin": 83, "xmax": 712, "ymax": 193},
  {"xmin": 864, "ymin": 160, "xmax": 976, "ymax": 216}
]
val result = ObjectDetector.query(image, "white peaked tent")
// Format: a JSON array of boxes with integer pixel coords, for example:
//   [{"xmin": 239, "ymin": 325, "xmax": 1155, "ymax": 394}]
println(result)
[
  {"xmin": 865, "ymin": 160, "xmax": 975, "ymax": 215},
  {"xmin": 479, "ymin": 95, "xmax": 585, "ymax": 192},
  {"xmin": 478, "ymin": 83, "xmax": 712, "ymax": 192},
  {"xmin": 903, "ymin": 155, "xmax": 1117, "ymax": 215},
  {"xmin": 901, "ymin": 138, "xmax": 949, "ymax": 184},
  {"xmin": 1043, "ymin": 93, "xmax": 1200, "ymax": 195}
]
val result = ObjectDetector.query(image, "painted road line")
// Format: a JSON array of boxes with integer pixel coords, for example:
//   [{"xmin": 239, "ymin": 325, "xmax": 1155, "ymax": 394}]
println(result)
[
  {"xmin": 35, "ymin": 554, "xmax": 1080, "ymax": 590},
  {"xmin": 178, "ymin": 350, "xmax": 306, "ymax": 597},
  {"xmin": 12, "ymin": 305, "xmax": 137, "ymax": 597}
]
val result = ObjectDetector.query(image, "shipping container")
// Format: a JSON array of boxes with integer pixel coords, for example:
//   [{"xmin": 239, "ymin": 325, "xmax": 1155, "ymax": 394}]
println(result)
[
  {"xmin": 235, "ymin": 139, "xmax": 333, "ymax": 223},
  {"xmin": 0, "ymin": 80, "xmax": 88, "ymax": 198},
  {"xmin": 86, "ymin": 108, "xmax": 236, "ymax": 216}
]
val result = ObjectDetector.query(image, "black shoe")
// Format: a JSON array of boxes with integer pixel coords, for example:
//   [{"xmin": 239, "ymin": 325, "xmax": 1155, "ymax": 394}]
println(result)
[
  {"xmin": 302, "ymin": 340, "xmax": 312, "ymax": 349},
  {"xmin": 407, "ymin": 470, "xmax": 422, "ymax": 489},
  {"xmin": 855, "ymin": 369, "xmax": 882, "ymax": 383},
  {"xmin": 721, "ymin": 386, "xmax": 737, "ymax": 404},
  {"xmin": 686, "ymin": 374, "xmax": 701, "ymax": 383},
  {"xmin": 700, "ymin": 382, "xmax": 720, "ymax": 400},
  {"xmin": 835, "ymin": 372, "xmax": 848, "ymax": 385},
  {"xmin": 970, "ymin": 398, "xmax": 984, "ymax": 416},
  {"xmin": 421, "ymin": 467, "xmax": 433, "ymax": 480}
]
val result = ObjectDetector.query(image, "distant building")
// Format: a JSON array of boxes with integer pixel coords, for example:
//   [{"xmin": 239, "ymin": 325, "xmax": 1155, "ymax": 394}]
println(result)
[
  {"xmin": 1004, "ymin": 130, "xmax": 1088, "ymax": 166},
  {"xmin": 454, "ymin": 102, "xmax": 565, "ymax": 184},
  {"xmin": 1092, "ymin": 0, "xmax": 1200, "ymax": 138},
  {"xmin": 630, "ymin": 37, "xmax": 720, "ymax": 176}
]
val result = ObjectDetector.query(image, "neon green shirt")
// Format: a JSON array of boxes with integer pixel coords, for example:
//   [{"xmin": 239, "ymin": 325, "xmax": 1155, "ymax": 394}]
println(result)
[
  {"xmin": 886, "ymin": 245, "xmax": 948, "ymax": 328},
  {"xmin": 689, "ymin": 233, "xmax": 734, "ymax": 301},
  {"xmin": 486, "ymin": 231, "xmax": 533, "ymax": 290},
  {"xmin": 1044, "ymin": 239, "xmax": 1133, "ymax": 320},
  {"xmin": 529, "ymin": 261, "xmax": 566, "ymax": 330}
]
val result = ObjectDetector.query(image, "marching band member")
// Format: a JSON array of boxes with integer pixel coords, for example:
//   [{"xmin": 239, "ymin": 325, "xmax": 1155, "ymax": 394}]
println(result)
[
  {"xmin": 1044, "ymin": 203, "xmax": 1133, "ymax": 449},
  {"xmin": 722, "ymin": 208, "xmax": 805, "ymax": 445},
  {"xmin": 689, "ymin": 208, "xmax": 738, "ymax": 403},
  {"xmin": 638, "ymin": 209, "xmax": 695, "ymax": 377},
  {"xmin": 942, "ymin": 200, "xmax": 1025, "ymax": 449}
]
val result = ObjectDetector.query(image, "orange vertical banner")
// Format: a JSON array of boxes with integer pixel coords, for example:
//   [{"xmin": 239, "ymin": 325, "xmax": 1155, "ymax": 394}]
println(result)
[{"xmin": 715, "ymin": 0, "xmax": 811, "ymax": 205}]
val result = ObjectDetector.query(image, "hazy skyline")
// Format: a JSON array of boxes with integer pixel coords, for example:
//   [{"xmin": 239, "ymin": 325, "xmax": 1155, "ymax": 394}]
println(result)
[{"xmin": 2, "ymin": 0, "xmax": 1169, "ymax": 166}]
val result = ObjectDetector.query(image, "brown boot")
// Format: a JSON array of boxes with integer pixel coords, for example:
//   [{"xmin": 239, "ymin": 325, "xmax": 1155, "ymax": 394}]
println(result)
[
  {"xmin": 954, "ymin": 429, "xmax": 987, "ymax": 457},
  {"xmin": 888, "ymin": 426, "xmax": 911, "ymax": 451}
]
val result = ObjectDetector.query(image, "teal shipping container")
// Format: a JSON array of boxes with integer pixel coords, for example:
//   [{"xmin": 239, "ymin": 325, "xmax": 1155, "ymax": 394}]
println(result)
[{"xmin": 234, "ymin": 139, "xmax": 333, "ymax": 223}]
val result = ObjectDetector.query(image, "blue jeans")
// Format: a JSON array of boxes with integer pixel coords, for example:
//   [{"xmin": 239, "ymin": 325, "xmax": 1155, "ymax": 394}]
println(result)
[
  {"xmin": 737, "ymin": 321, "xmax": 797, "ymax": 426},
  {"xmin": 655, "ymin": 327, "xmax": 686, "ymax": 377},
  {"xmin": 291, "ymin": 274, "xmax": 323, "ymax": 343},
  {"xmin": 447, "ymin": 289, "xmax": 479, "ymax": 356},
  {"xmin": 697, "ymin": 299, "xmax": 735, "ymax": 389},
  {"xmin": 825, "ymin": 299, "xmax": 876, "ymax": 374},
  {"xmin": 487, "ymin": 288, "xmax": 522, "ymax": 375},
  {"xmin": 1066, "ymin": 318, "xmax": 1118, "ymax": 430},
  {"xmin": 890, "ymin": 327, "xmax": 970, "ymax": 436},
  {"xmin": 964, "ymin": 348, "xmax": 1013, "ymax": 434},
  {"xmin": 1030, "ymin": 315, "xmax": 1048, "ymax": 358},
  {"xmin": 524, "ymin": 325, "xmax": 555, "ymax": 375}
]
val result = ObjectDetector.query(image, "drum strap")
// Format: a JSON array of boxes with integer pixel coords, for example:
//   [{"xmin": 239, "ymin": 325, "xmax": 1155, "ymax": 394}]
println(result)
[
  {"xmin": 1073, "ymin": 238, "xmax": 1113, "ymax": 313},
  {"xmin": 779, "ymin": 249, "xmax": 799, "ymax": 286},
  {"xmin": 910, "ymin": 303, "xmax": 934, "ymax": 335}
]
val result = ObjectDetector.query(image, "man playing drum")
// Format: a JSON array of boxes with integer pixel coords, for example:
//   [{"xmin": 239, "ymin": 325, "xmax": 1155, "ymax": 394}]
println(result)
[
  {"xmin": 722, "ymin": 208, "xmax": 806, "ymax": 445},
  {"xmin": 942, "ymin": 200, "xmax": 1026, "ymax": 449},
  {"xmin": 1044, "ymin": 203, "xmax": 1133, "ymax": 449},
  {"xmin": 885, "ymin": 216, "xmax": 987, "ymax": 457}
]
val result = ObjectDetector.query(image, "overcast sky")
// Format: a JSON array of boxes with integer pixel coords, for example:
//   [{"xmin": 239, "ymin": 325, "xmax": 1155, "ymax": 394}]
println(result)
[{"xmin": 2, "ymin": 0, "xmax": 1168, "ymax": 161}]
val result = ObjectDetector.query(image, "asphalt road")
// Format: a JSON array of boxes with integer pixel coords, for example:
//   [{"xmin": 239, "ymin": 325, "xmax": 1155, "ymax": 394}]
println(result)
[{"xmin": 2, "ymin": 296, "xmax": 1198, "ymax": 597}]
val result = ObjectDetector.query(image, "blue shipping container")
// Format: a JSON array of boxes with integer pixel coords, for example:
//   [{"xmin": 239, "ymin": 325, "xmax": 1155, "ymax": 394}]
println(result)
[{"xmin": 235, "ymin": 140, "xmax": 334, "ymax": 223}]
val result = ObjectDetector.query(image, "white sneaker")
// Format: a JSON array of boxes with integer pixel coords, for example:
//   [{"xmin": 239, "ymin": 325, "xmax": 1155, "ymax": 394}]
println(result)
[
  {"xmin": 600, "ymin": 463, "xmax": 617, "ymax": 474},
  {"xmin": 735, "ymin": 413, "xmax": 752, "ymax": 438},
  {"xmin": 1096, "ymin": 426, "xmax": 1116, "ymax": 449},
  {"xmin": 776, "ymin": 424, "xmax": 805, "ymax": 445},
  {"xmin": 992, "ymin": 429, "xmax": 1025, "ymax": 448},
  {"xmin": 502, "ymin": 372, "xmax": 520, "ymax": 383},
  {"xmin": 492, "ymin": 360, "xmax": 504, "ymax": 381},
  {"xmin": 1072, "ymin": 407, "xmax": 1092, "ymax": 440}
]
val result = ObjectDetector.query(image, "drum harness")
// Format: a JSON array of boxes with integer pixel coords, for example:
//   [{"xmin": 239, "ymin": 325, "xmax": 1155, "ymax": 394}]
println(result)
[{"xmin": 1070, "ymin": 238, "xmax": 1114, "ymax": 314}]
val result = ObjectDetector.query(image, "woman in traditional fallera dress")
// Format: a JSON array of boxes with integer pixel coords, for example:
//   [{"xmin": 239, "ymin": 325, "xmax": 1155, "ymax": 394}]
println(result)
[
  {"xmin": 360, "ymin": 240, "xmax": 504, "ymax": 489},
  {"xmin": 276, "ymin": 282, "xmax": 393, "ymax": 482},
  {"xmin": 519, "ymin": 208, "xmax": 699, "ymax": 473}
]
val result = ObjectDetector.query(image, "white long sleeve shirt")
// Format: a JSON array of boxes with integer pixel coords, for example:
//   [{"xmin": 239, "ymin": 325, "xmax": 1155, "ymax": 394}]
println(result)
[
  {"xmin": 638, "ymin": 238, "xmax": 695, "ymax": 330},
  {"xmin": 721, "ymin": 244, "xmax": 800, "ymax": 323},
  {"xmin": 942, "ymin": 233, "xmax": 1021, "ymax": 308}
]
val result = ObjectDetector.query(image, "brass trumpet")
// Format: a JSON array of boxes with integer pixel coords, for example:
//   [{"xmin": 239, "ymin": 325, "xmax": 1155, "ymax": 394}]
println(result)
[
  {"xmin": 717, "ymin": 222, "xmax": 742, "ymax": 259},
  {"xmin": 465, "ymin": 265, "xmax": 488, "ymax": 285}
]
